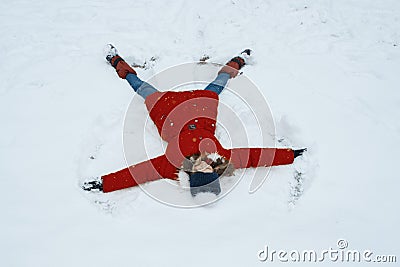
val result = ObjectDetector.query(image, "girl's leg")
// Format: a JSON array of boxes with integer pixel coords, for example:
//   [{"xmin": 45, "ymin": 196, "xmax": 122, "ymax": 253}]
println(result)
[
  {"xmin": 125, "ymin": 73, "xmax": 158, "ymax": 99},
  {"xmin": 204, "ymin": 72, "xmax": 231, "ymax": 95},
  {"xmin": 205, "ymin": 51, "xmax": 249, "ymax": 95},
  {"xmin": 108, "ymin": 55, "xmax": 158, "ymax": 100}
]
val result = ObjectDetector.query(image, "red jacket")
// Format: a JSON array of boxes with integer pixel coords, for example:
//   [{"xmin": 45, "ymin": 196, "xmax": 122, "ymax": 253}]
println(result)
[{"xmin": 102, "ymin": 90, "xmax": 294, "ymax": 192}]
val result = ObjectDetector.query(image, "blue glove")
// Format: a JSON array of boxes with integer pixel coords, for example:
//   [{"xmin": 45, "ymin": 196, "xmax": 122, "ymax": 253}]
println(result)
[{"xmin": 293, "ymin": 148, "xmax": 307, "ymax": 158}]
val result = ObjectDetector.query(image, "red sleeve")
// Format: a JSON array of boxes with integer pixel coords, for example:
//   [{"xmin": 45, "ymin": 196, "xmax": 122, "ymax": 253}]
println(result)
[
  {"xmin": 228, "ymin": 148, "xmax": 294, "ymax": 169},
  {"xmin": 102, "ymin": 155, "xmax": 178, "ymax": 193}
]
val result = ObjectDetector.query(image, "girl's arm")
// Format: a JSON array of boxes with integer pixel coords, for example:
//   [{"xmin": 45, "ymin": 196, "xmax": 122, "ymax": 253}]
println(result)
[
  {"xmin": 228, "ymin": 148, "xmax": 294, "ymax": 169},
  {"xmin": 101, "ymin": 155, "xmax": 177, "ymax": 193}
]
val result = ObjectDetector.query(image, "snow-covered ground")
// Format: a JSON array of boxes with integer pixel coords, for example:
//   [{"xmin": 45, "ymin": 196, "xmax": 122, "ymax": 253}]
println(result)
[{"xmin": 1, "ymin": 0, "xmax": 399, "ymax": 266}]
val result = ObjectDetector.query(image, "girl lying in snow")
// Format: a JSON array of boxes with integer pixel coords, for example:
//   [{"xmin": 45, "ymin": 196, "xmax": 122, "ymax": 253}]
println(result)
[{"xmin": 83, "ymin": 45, "xmax": 306, "ymax": 196}]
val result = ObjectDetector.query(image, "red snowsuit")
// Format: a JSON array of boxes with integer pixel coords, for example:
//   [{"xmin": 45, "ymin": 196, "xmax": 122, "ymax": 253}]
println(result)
[{"xmin": 102, "ymin": 89, "xmax": 294, "ymax": 192}]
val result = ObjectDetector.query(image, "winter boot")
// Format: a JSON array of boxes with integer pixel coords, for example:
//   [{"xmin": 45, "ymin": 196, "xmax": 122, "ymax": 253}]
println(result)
[
  {"xmin": 104, "ymin": 44, "xmax": 137, "ymax": 79},
  {"xmin": 218, "ymin": 49, "xmax": 252, "ymax": 78},
  {"xmin": 104, "ymin": 44, "xmax": 118, "ymax": 63}
]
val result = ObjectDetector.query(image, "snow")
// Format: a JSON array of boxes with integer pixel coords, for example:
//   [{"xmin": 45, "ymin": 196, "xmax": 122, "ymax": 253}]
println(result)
[{"xmin": 1, "ymin": 0, "xmax": 399, "ymax": 266}]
